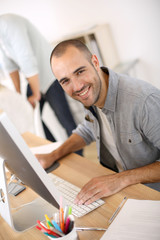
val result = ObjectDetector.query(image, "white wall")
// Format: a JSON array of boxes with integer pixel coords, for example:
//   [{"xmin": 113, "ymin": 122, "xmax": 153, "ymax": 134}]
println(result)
[
  {"xmin": 104, "ymin": 0, "xmax": 160, "ymax": 87},
  {"xmin": 0, "ymin": 0, "xmax": 160, "ymax": 87}
]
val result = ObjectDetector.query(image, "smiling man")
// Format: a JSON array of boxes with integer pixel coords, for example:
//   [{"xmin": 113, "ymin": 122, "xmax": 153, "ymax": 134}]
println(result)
[
  {"xmin": 52, "ymin": 43, "xmax": 106, "ymax": 108},
  {"xmin": 36, "ymin": 39, "xmax": 160, "ymax": 205}
]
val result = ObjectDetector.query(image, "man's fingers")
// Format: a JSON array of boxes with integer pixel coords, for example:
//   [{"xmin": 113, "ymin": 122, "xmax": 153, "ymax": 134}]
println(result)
[
  {"xmin": 75, "ymin": 181, "xmax": 101, "ymax": 205},
  {"xmin": 74, "ymin": 174, "xmax": 119, "ymax": 205},
  {"xmin": 75, "ymin": 185, "xmax": 105, "ymax": 205},
  {"xmin": 84, "ymin": 192, "xmax": 104, "ymax": 205},
  {"xmin": 74, "ymin": 181, "xmax": 94, "ymax": 203},
  {"xmin": 35, "ymin": 153, "xmax": 54, "ymax": 169}
]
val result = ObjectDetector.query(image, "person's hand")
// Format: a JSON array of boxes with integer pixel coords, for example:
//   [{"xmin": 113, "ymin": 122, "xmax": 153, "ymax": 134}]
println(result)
[
  {"xmin": 27, "ymin": 95, "xmax": 37, "ymax": 108},
  {"xmin": 35, "ymin": 152, "xmax": 56, "ymax": 169},
  {"xmin": 27, "ymin": 93, "xmax": 41, "ymax": 108},
  {"xmin": 74, "ymin": 173, "xmax": 125, "ymax": 205}
]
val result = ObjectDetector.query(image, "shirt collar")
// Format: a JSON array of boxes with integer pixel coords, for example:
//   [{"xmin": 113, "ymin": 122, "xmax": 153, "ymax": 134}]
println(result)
[
  {"xmin": 101, "ymin": 67, "xmax": 119, "ymax": 113},
  {"xmin": 85, "ymin": 67, "xmax": 119, "ymax": 116}
]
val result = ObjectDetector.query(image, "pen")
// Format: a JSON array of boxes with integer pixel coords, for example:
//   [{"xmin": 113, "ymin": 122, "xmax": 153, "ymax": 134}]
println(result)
[
  {"xmin": 48, "ymin": 222, "xmax": 65, "ymax": 237},
  {"xmin": 45, "ymin": 214, "xmax": 53, "ymax": 225},
  {"xmin": 53, "ymin": 212, "xmax": 60, "ymax": 226},
  {"xmin": 64, "ymin": 216, "xmax": 70, "ymax": 234},
  {"xmin": 37, "ymin": 220, "xmax": 60, "ymax": 237},
  {"xmin": 36, "ymin": 225, "xmax": 42, "ymax": 231},
  {"xmin": 68, "ymin": 206, "xmax": 72, "ymax": 215},
  {"xmin": 37, "ymin": 220, "xmax": 47, "ymax": 230},
  {"xmin": 46, "ymin": 222, "xmax": 50, "ymax": 229},
  {"xmin": 108, "ymin": 196, "xmax": 127, "ymax": 224},
  {"xmin": 52, "ymin": 220, "xmax": 63, "ymax": 233},
  {"xmin": 75, "ymin": 227, "xmax": 107, "ymax": 231},
  {"xmin": 67, "ymin": 215, "xmax": 74, "ymax": 234},
  {"xmin": 59, "ymin": 197, "xmax": 65, "ymax": 232},
  {"xmin": 44, "ymin": 232, "xmax": 56, "ymax": 238},
  {"xmin": 36, "ymin": 225, "xmax": 56, "ymax": 236},
  {"xmin": 47, "ymin": 220, "xmax": 54, "ymax": 229},
  {"xmin": 64, "ymin": 205, "xmax": 69, "ymax": 223},
  {"xmin": 45, "ymin": 214, "xmax": 53, "ymax": 229}
]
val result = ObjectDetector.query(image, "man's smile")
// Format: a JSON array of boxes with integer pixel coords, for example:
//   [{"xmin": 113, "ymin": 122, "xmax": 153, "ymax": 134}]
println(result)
[{"xmin": 76, "ymin": 86, "xmax": 91, "ymax": 100}]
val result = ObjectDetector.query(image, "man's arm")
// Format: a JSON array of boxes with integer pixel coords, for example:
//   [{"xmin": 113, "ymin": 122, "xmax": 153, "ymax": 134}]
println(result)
[
  {"xmin": 4, "ymin": 20, "xmax": 41, "ymax": 107},
  {"xmin": 9, "ymin": 70, "xmax": 21, "ymax": 93},
  {"xmin": 36, "ymin": 133, "xmax": 86, "ymax": 169},
  {"xmin": 74, "ymin": 92, "xmax": 160, "ymax": 204},
  {"xmin": 75, "ymin": 161, "xmax": 160, "ymax": 205},
  {"xmin": 10, "ymin": 71, "xmax": 41, "ymax": 108},
  {"xmin": 27, "ymin": 74, "xmax": 41, "ymax": 108}
]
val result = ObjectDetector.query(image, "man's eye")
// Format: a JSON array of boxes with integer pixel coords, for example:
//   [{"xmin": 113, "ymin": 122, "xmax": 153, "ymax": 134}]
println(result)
[
  {"xmin": 77, "ymin": 70, "xmax": 84, "ymax": 75},
  {"xmin": 61, "ymin": 79, "xmax": 69, "ymax": 85}
]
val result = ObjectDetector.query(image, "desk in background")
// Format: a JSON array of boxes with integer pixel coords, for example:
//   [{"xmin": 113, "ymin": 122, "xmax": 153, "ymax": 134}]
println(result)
[{"xmin": 0, "ymin": 132, "xmax": 160, "ymax": 240}]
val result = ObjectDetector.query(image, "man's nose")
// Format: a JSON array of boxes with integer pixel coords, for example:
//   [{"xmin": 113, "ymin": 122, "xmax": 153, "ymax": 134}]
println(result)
[{"xmin": 72, "ymin": 77, "xmax": 83, "ymax": 93}]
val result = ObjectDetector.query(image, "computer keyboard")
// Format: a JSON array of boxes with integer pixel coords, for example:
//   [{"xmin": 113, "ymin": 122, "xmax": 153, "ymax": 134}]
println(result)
[{"xmin": 48, "ymin": 173, "xmax": 105, "ymax": 218}]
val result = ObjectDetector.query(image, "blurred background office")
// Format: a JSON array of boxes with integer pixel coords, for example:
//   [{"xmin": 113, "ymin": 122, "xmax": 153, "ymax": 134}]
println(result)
[
  {"xmin": 0, "ymin": 0, "xmax": 160, "ymax": 152},
  {"xmin": 0, "ymin": 13, "xmax": 82, "ymax": 145}
]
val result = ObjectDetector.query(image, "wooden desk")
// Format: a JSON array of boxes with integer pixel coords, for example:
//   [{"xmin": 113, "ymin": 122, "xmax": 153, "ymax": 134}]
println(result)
[{"xmin": 0, "ymin": 132, "xmax": 160, "ymax": 240}]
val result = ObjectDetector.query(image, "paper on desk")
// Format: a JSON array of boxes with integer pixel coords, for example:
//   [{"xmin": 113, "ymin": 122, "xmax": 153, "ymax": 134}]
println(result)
[
  {"xmin": 101, "ymin": 199, "xmax": 160, "ymax": 240},
  {"xmin": 30, "ymin": 142, "xmax": 62, "ymax": 154}
]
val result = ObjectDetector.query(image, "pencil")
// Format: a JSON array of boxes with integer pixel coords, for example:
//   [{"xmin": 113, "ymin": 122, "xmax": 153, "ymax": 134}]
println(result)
[{"xmin": 108, "ymin": 196, "xmax": 127, "ymax": 224}]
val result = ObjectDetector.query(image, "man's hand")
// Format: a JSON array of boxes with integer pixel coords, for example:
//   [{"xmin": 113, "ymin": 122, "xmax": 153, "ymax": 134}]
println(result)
[
  {"xmin": 74, "ymin": 161, "xmax": 160, "ymax": 205},
  {"xmin": 27, "ymin": 74, "xmax": 41, "ymax": 108},
  {"xmin": 35, "ymin": 152, "xmax": 56, "ymax": 169},
  {"xmin": 27, "ymin": 95, "xmax": 38, "ymax": 108},
  {"xmin": 36, "ymin": 133, "xmax": 86, "ymax": 170},
  {"xmin": 27, "ymin": 92, "xmax": 41, "ymax": 108},
  {"xmin": 74, "ymin": 173, "xmax": 125, "ymax": 205}
]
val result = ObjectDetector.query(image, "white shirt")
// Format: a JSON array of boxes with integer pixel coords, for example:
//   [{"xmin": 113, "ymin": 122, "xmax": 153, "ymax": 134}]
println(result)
[
  {"xmin": 97, "ymin": 107, "xmax": 123, "ymax": 172},
  {"xmin": 0, "ymin": 14, "xmax": 54, "ymax": 93}
]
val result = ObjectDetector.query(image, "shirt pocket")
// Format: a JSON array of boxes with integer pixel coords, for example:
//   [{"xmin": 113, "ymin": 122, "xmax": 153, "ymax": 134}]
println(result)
[
  {"xmin": 120, "ymin": 132, "xmax": 143, "ymax": 145},
  {"xmin": 84, "ymin": 115, "xmax": 95, "ymax": 129}
]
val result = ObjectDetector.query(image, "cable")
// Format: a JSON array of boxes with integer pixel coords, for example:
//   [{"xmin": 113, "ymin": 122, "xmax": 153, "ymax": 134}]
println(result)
[{"xmin": 0, "ymin": 174, "xmax": 25, "ymax": 202}]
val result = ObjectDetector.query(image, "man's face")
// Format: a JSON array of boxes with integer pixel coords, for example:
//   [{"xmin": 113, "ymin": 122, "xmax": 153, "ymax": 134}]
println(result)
[{"xmin": 51, "ymin": 46, "xmax": 102, "ymax": 107}]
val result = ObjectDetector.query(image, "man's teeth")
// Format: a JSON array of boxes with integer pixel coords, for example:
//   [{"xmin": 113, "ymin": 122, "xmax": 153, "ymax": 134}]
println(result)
[{"xmin": 79, "ymin": 88, "xmax": 89, "ymax": 96}]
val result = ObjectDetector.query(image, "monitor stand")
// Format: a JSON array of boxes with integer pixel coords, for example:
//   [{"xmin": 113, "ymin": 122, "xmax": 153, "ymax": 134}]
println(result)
[{"xmin": 0, "ymin": 158, "xmax": 58, "ymax": 232}]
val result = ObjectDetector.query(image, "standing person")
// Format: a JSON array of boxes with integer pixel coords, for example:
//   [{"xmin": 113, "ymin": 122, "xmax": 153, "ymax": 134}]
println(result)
[
  {"xmin": 36, "ymin": 39, "xmax": 160, "ymax": 205},
  {"xmin": 0, "ymin": 14, "xmax": 77, "ymax": 141}
]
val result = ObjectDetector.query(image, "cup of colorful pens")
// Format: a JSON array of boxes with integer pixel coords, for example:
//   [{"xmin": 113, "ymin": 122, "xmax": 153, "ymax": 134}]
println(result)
[{"xmin": 36, "ymin": 205, "xmax": 79, "ymax": 239}]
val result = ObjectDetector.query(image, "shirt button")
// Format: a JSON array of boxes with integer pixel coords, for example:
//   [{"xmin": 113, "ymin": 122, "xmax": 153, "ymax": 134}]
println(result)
[{"xmin": 128, "ymin": 139, "xmax": 132, "ymax": 143}]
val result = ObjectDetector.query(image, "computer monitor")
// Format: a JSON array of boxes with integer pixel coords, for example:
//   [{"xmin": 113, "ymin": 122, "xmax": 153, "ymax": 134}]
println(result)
[{"xmin": 0, "ymin": 112, "xmax": 66, "ymax": 232}]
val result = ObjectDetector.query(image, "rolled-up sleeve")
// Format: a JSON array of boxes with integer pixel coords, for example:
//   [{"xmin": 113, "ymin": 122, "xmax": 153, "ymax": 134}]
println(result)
[{"xmin": 73, "ymin": 120, "xmax": 95, "ymax": 145}]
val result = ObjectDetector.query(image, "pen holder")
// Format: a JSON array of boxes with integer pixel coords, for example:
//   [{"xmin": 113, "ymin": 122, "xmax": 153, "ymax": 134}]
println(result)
[{"xmin": 47, "ymin": 227, "xmax": 79, "ymax": 240}]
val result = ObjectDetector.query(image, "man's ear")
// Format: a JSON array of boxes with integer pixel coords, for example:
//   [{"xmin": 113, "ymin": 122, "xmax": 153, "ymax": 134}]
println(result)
[{"xmin": 91, "ymin": 55, "xmax": 100, "ymax": 71}]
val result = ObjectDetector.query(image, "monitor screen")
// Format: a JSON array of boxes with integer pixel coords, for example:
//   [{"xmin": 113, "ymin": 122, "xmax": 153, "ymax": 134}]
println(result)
[{"xmin": 0, "ymin": 112, "xmax": 61, "ymax": 209}]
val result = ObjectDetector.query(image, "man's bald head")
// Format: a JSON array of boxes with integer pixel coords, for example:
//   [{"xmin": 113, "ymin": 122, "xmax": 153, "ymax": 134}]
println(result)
[{"xmin": 50, "ymin": 39, "xmax": 92, "ymax": 64}]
